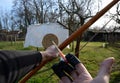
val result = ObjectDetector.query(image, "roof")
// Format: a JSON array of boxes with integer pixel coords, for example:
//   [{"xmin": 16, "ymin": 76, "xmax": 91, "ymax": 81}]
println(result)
[{"xmin": 88, "ymin": 28, "xmax": 120, "ymax": 33}]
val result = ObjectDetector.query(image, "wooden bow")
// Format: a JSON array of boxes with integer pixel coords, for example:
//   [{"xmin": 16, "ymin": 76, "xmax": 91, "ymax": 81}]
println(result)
[{"xmin": 19, "ymin": 0, "xmax": 119, "ymax": 82}]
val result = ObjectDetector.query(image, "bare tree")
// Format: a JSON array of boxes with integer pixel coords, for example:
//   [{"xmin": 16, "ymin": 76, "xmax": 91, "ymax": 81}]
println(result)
[
  {"xmin": 0, "ymin": 18, "xmax": 2, "ymax": 30},
  {"xmin": 58, "ymin": 0, "xmax": 100, "ymax": 57},
  {"xmin": 12, "ymin": 0, "xmax": 59, "ymax": 27},
  {"xmin": 10, "ymin": 0, "xmax": 102, "ymax": 55},
  {"xmin": 107, "ymin": 2, "xmax": 120, "ymax": 45},
  {"xmin": 115, "ymin": 3, "xmax": 120, "ymax": 24},
  {"xmin": 32, "ymin": 0, "xmax": 58, "ymax": 23},
  {"xmin": 12, "ymin": 0, "xmax": 34, "ymax": 28},
  {"xmin": 1, "ymin": 12, "xmax": 10, "ymax": 31},
  {"xmin": 43, "ymin": 0, "xmax": 59, "ymax": 22}
]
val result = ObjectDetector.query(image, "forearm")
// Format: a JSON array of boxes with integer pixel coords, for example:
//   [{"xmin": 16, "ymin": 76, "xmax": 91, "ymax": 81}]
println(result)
[
  {"xmin": 0, "ymin": 50, "xmax": 42, "ymax": 83},
  {"xmin": 0, "ymin": 45, "xmax": 57, "ymax": 83}
]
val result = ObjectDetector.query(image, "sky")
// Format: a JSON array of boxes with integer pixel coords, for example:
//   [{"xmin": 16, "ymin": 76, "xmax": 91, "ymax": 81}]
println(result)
[
  {"xmin": 91, "ymin": 0, "xmax": 119, "ymax": 28},
  {"xmin": 0, "ymin": 0, "xmax": 115, "ymax": 11},
  {"xmin": 0, "ymin": 0, "xmax": 14, "ymax": 10},
  {"xmin": 0, "ymin": 0, "xmax": 119, "ymax": 28}
]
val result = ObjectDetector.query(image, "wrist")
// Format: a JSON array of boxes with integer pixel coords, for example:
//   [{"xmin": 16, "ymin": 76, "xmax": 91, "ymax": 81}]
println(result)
[
  {"xmin": 40, "ymin": 52, "xmax": 48, "ymax": 62},
  {"xmin": 40, "ymin": 51, "xmax": 54, "ymax": 62}
]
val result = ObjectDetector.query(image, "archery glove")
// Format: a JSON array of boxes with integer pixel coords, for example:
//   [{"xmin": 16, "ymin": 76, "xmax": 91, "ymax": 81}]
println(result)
[{"xmin": 66, "ymin": 53, "xmax": 81, "ymax": 67}]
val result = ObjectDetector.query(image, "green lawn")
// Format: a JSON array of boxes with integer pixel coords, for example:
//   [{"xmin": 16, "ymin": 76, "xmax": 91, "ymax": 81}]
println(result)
[{"xmin": 0, "ymin": 41, "xmax": 120, "ymax": 83}]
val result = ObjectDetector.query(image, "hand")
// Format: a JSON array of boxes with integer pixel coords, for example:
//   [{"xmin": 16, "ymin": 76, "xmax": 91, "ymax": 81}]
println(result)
[
  {"xmin": 59, "ymin": 57, "xmax": 115, "ymax": 83},
  {"xmin": 41, "ymin": 45, "xmax": 58, "ymax": 62}
]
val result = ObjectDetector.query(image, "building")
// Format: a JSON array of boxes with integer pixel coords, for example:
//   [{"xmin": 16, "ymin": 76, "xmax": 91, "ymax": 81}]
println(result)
[
  {"xmin": 0, "ymin": 29, "xmax": 22, "ymax": 41},
  {"xmin": 84, "ymin": 28, "xmax": 120, "ymax": 42}
]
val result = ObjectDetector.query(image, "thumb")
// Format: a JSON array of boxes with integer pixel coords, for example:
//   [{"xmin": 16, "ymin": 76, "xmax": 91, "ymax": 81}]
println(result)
[
  {"xmin": 92, "ymin": 57, "xmax": 115, "ymax": 83},
  {"xmin": 98, "ymin": 57, "xmax": 115, "ymax": 76}
]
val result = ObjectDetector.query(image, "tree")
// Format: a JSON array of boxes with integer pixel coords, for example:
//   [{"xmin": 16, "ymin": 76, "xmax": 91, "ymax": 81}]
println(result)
[
  {"xmin": 57, "ymin": 0, "xmax": 100, "ymax": 57},
  {"xmin": 12, "ymin": 0, "xmax": 59, "ymax": 33},
  {"xmin": 10, "ymin": 0, "xmax": 102, "ymax": 55},
  {"xmin": 12, "ymin": 0, "xmax": 34, "ymax": 30},
  {"xmin": 115, "ymin": 3, "xmax": 120, "ymax": 24},
  {"xmin": 107, "ymin": 2, "xmax": 120, "ymax": 45},
  {"xmin": 0, "ymin": 18, "xmax": 2, "ymax": 30}
]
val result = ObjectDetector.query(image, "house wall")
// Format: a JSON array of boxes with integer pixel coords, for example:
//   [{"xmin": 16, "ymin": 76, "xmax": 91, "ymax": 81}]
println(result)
[
  {"xmin": 84, "ymin": 31, "xmax": 120, "ymax": 42},
  {"xmin": 0, "ymin": 30, "xmax": 21, "ymax": 41}
]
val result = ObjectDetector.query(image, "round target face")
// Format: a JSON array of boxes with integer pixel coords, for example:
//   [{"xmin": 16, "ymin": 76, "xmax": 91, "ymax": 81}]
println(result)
[{"xmin": 42, "ymin": 34, "xmax": 59, "ymax": 48}]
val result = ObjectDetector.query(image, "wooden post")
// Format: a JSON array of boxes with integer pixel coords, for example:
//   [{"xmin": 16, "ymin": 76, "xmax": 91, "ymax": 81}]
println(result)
[{"xmin": 19, "ymin": 0, "xmax": 119, "ymax": 83}]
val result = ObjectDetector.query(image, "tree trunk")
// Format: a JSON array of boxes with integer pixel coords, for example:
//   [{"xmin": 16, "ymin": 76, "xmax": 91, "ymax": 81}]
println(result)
[{"xmin": 75, "ymin": 36, "xmax": 82, "ymax": 58}]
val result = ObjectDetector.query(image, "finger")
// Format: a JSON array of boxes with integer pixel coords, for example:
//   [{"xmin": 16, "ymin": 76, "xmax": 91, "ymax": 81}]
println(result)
[
  {"xmin": 59, "ymin": 76, "xmax": 71, "ymax": 83},
  {"xmin": 66, "ymin": 53, "xmax": 92, "ymax": 80},
  {"xmin": 51, "ymin": 63, "xmax": 68, "ymax": 79},
  {"xmin": 43, "ymin": 45, "xmax": 59, "ymax": 60},
  {"xmin": 98, "ymin": 57, "xmax": 115, "ymax": 76},
  {"xmin": 75, "ymin": 63, "xmax": 93, "ymax": 80},
  {"xmin": 52, "ymin": 62, "xmax": 73, "ymax": 82},
  {"xmin": 70, "ymin": 70, "xmax": 78, "ymax": 80},
  {"xmin": 91, "ymin": 57, "xmax": 115, "ymax": 83},
  {"xmin": 60, "ymin": 76, "xmax": 72, "ymax": 83},
  {"xmin": 46, "ymin": 45, "xmax": 58, "ymax": 56},
  {"xmin": 58, "ymin": 61, "xmax": 76, "ymax": 81}
]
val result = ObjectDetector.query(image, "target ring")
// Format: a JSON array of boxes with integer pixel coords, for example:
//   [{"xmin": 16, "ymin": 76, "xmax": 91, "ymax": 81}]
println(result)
[{"xmin": 42, "ymin": 34, "xmax": 59, "ymax": 48}]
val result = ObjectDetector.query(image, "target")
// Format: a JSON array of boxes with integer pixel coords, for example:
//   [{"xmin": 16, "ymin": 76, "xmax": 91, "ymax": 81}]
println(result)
[{"xmin": 42, "ymin": 34, "xmax": 58, "ymax": 48}]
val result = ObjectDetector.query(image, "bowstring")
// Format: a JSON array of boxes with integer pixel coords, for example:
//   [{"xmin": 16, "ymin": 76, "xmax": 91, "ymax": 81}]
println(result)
[{"xmin": 75, "ymin": 13, "xmax": 118, "ymax": 55}]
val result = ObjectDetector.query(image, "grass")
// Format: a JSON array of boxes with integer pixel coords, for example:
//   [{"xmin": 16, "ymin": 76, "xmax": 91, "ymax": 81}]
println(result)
[{"xmin": 0, "ymin": 41, "xmax": 120, "ymax": 83}]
